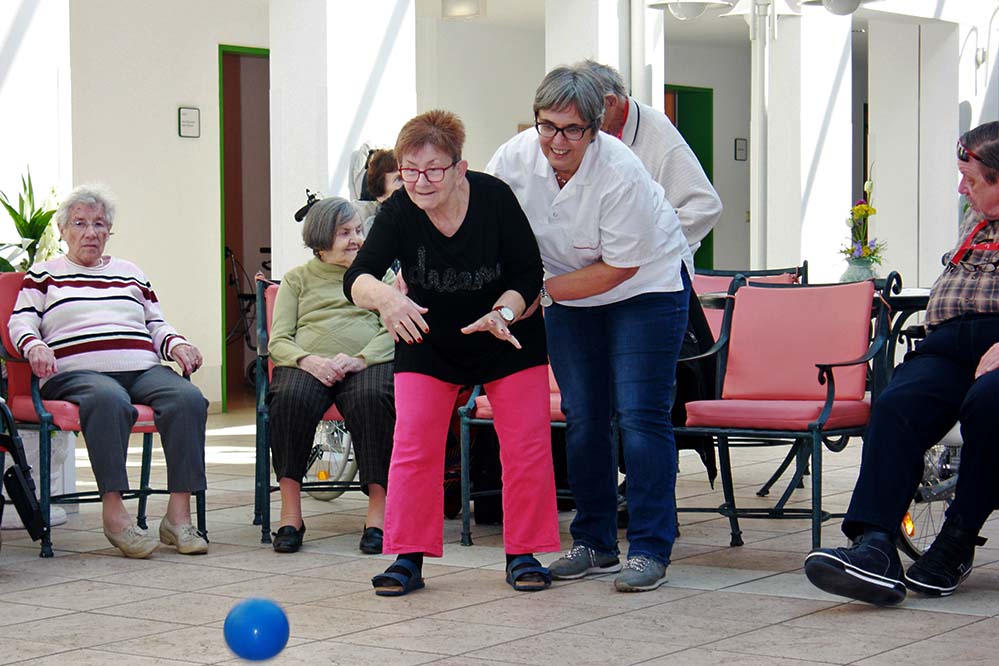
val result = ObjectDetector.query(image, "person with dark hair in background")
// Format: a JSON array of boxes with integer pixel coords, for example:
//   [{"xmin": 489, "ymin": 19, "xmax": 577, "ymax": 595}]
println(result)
[{"xmin": 805, "ymin": 121, "xmax": 999, "ymax": 606}]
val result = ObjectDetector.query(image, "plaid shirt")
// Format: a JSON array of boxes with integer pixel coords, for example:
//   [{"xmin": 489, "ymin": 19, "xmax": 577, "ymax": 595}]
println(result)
[{"xmin": 926, "ymin": 213, "xmax": 999, "ymax": 328}]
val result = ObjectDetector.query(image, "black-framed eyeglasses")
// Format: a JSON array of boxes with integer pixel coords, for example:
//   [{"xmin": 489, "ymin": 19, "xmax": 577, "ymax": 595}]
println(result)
[
  {"xmin": 535, "ymin": 122, "xmax": 588, "ymax": 142},
  {"xmin": 398, "ymin": 161, "xmax": 458, "ymax": 184},
  {"xmin": 946, "ymin": 258, "xmax": 999, "ymax": 273},
  {"xmin": 957, "ymin": 139, "xmax": 999, "ymax": 170}
]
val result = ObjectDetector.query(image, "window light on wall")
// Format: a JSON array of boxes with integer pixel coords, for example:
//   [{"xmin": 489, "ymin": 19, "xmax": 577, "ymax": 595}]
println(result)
[{"xmin": 442, "ymin": 0, "xmax": 485, "ymax": 20}]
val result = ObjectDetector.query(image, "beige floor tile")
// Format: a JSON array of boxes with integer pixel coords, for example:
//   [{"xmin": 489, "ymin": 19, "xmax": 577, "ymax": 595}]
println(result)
[
  {"xmin": 639, "ymin": 647, "xmax": 841, "ymax": 665},
  {"xmin": 335, "ymin": 616, "xmax": 537, "ymax": 656},
  {"xmin": 237, "ymin": 640, "xmax": 444, "ymax": 666},
  {"xmin": 282, "ymin": 603, "xmax": 413, "ymax": 639},
  {"xmin": 193, "ymin": 547, "xmax": 352, "ymax": 573},
  {"xmin": 94, "ymin": 591, "xmax": 243, "ymax": 625},
  {"xmin": 708, "ymin": 624, "xmax": 911, "ymax": 663},
  {"xmin": 14, "ymin": 648, "xmax": 204, "ymax": 665},
  {"xmin": 0, "ymin": 640, "xmax": 88, "ymax": 666},
  {"xmin": 0, "ymin": 611, "xmax": 185, "ymax": 648},
  {"xmin": 561, "ymin": 604, "xmax": 767, "ymax": 647},
  {"xmin": 101, "ymin": 624, "xmax": 236, "ymax": 664},
  {"xmin": 0, "ymin": 570, "xmax": 79, "ymax": 595},
  {"xmin": 0, "ymin": 579, "xmax": 174, "ymax": 611},
  {"xmin": 5, "ymin": 551, "xmax": 160, "ymax": 579},
  {"xmin": 785, "ymin": 603, "xmax": 981, "ymax": 638},
  {"xmin": 676, "ymin": 546, "xmax": 807, "ymax": 572},
  {"xmin": 432, "ymin": 595, "xmax": 619, "ymax": 630},
  {"xmin": 852, "ymin": 636, "xmax": 998, "ymax": 666},
  {"xmin": 724, "ymin": 572, "xmax": 851, "ymax": 602},
  {"xmin": 93, "ymin": 561, "xmax": 264, "ymax": 592},
  {"xmin": 521, "ymin": 577, "xmax": 701, "ymax": 612},
  {"xmin": 0, "ymin": 600, "xmax": 74, "ymax": 626},
  {"xmin": 665, "ymin": 563, "xmax": 777, "ymax": 590},
  {"xmin": 427, "ymin": 657, "xmax": 527, "ymax": 666},
  {"xmin": 468, "ymin": 629, "xmax": 680, "ymax": 666},
  {"xmin": 649, "ymin": 590, "xmax": 838, "ymax": 623},
  {"xmin": 203, "ymin": 573, "xmax": 369, "ymax": 604}
]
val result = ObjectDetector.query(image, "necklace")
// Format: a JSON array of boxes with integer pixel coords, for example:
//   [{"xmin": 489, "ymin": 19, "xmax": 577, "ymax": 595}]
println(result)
[{"xmin": 554, "ymin": 171, "xmax": 568, "ymax": 189}]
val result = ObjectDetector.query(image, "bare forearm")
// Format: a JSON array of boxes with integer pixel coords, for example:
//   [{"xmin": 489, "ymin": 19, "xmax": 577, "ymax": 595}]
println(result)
[
  {"xmin": 349, "ymin": 274, "xmax": 397, "ymax": 311},
  {"xmin": 546, "ymin": 261, "xmax": 639, "ymax": 301}
]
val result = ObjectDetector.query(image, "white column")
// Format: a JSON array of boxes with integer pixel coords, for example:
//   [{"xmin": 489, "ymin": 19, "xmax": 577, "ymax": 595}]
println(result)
[
  {"xmin": 269, "ymin": 0, "xmax": 417, "ymax": 277},
  {"xmin": 326, "ymin": 0, "xmax": 417, "ymax": 198},
  {"xmin": 868, "ymin": 20, "xmax": 919, "ymax": 287},
  {"xmin": 798, "ymin": 9, "xmax": 852, "ymax": 283},
  {"xmin": 918, "ymin": 22, "xmax": 959, "ymax": 289},
  {"xmin": 269, "ymin": 0, "xmax": 328, "ymax": 278}
]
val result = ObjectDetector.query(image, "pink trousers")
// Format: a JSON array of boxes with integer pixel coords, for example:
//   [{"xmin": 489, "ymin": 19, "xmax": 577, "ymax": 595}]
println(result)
[{"xmin": 383, "ymin": 365, "xmax": 561, "ymax": 557}]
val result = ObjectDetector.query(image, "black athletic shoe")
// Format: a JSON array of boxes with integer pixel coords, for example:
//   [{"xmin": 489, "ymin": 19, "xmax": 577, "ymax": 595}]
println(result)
[
  {"xmin": 804, "ymin": 533, "xmax": 906, "ymax": 606},
  {"xmin": 905, "ymin": 522, "xmax": 984, "ymax": 597}
]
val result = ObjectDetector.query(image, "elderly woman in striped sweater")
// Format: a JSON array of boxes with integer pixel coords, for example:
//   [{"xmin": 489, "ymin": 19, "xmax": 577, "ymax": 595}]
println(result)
[{"xmin": 8, "ymin": 184, "xmax": 209, "ymax": 559}]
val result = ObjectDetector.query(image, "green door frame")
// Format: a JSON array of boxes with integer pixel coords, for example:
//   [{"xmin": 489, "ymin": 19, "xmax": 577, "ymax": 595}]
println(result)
[
  {"xmin": 218, "ymin": 44, "xmax": 268, "ymax": 412},
  {"xmin": 666, "ymin": 84, "xmax": 714, "ymax": 269}
]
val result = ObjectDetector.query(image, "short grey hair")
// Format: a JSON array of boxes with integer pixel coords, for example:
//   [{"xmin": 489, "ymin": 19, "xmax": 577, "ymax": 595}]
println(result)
[
  {"xmin": 302, "ymin": 197, "xmax": 357, "ymax": 256},
  {"xmin": 577, "ymin": 60, "xmax": 627, "ymax": 98},
  {"xmin": 533, "ymin": 66, "xmax": 605, "ymax": 133},
  {"xmin": 55, "ymin": 184, "xmax": 117, "ymax": 230}
]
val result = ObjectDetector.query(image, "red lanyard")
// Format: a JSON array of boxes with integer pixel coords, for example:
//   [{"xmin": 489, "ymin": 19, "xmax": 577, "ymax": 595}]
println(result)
[
  {"xmin": 614, "ymin": 99, "xmax": 630, "ymax": 140},
  {"xmin": 950, "ymin": 220, "xmax": 999, "ymax": 265}
]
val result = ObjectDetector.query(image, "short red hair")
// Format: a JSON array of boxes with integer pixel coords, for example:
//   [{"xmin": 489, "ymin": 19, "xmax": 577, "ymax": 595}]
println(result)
[{"xmin": 394, "ymin": 109, "xmax": 465, "ymax": 164}]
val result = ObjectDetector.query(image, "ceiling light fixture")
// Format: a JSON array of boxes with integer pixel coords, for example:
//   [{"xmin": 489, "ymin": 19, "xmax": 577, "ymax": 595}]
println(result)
[
  {"xmin": 442, "ymin": 0, "xmax": 485, "ymax": 20},
  {"xmin": 648, "ymin": 1, "xmax": 736, "ymax": 22},
  {"xmin": 800, "ymin": 0, "xmax": 864, "ymax": 15}
]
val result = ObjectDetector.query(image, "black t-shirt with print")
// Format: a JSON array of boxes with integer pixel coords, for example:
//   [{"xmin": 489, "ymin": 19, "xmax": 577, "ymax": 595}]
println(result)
[{"xmin": 344, "ymin": 171, "xmax": 547, "ymax": 385}]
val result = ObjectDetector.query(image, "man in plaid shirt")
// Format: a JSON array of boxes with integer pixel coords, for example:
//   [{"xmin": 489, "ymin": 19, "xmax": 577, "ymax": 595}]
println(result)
[{"xmin": 805, "ymin": 120, "xmax": 999, "ymax": 606}]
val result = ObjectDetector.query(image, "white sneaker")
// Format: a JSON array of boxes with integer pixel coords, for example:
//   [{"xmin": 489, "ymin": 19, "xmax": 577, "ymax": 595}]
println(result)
[{"xmin": 159, "ymin": 516, "xmax": 208, "ymax": 555}]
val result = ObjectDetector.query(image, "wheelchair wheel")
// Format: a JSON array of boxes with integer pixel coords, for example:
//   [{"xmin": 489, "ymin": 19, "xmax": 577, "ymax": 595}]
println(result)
[
  {"xmin": 897, "ymin": 441, "xmax": 959, "ymax": 560},
  {"xmin": 304, "ymin": 421, "xmax": 357, "ymax": 501}
]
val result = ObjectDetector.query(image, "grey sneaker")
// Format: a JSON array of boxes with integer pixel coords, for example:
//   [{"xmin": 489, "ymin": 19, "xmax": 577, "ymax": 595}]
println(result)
[
  {"xmin": 549, "ymin": 543, "xmax": 622, "ymax": 580},
  {"xmin": 614, "ymin": 555, "xmax": 668, "ymax": 592}
]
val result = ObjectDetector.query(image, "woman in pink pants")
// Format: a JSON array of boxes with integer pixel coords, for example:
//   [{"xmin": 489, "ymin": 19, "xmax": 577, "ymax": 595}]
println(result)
[{"xmin": 344, "ymin": 109, "xmax": 560, "ymax": 595}]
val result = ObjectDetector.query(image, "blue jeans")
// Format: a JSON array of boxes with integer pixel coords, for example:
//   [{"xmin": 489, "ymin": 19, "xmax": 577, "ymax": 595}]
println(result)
[{"xmin": 545, "ymin": 269, "xmax": 690, "ymax": 565}]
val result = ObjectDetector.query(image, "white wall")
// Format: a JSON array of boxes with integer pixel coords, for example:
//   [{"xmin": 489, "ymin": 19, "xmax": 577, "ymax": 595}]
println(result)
[
  {"xmin": 0, "ymin": 0, "xmax": 72, "ymax": 242},
  {"xmin": 665, "ymin": 41, "xmax": 751, "ymax": 270},
  {"xmin": 418, "ymin": 19, "xmax": 545, "ymax": 170},
  {"xmin": 68, "ymin": 0, "xmax": 269, "ymax": 408}
]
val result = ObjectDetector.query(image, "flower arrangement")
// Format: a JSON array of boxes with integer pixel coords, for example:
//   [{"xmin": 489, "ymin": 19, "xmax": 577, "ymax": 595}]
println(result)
[{"xmin": 841, "ymin": 178, "xmax": 886, "ymax": 265}]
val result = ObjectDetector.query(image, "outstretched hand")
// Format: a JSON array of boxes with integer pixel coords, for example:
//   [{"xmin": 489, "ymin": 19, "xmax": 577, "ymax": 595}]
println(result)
[
  {"xmin": 380, "ymin": 290, "xmax": 429, "ymax": 344},
  {"xmin": 460, "ymin": 311, "xmax": 521, "ymax": 349}
]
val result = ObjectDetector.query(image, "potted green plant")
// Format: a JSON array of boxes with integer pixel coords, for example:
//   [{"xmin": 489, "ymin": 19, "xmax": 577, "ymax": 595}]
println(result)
[{"xmin": 0, "ymin": 169, "xmax": 59, "ymax": 272}]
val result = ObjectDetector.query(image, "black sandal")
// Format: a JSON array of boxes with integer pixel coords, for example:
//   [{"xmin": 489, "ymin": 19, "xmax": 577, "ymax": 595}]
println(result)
[{"xmin": 506, "ymin": 555, "xmax": 552, "ymax": 591}]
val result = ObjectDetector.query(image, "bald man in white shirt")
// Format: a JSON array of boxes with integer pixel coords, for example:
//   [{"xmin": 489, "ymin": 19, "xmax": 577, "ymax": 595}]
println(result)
[{"xmin": 579, "ymin": 60, "xmax": 722, "ymax": 255}]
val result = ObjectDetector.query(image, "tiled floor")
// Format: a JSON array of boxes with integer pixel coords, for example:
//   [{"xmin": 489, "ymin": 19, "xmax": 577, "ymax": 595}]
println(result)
[{"xmin": 2, "ymin": 408, "xmax": 998, "ymax": 665}]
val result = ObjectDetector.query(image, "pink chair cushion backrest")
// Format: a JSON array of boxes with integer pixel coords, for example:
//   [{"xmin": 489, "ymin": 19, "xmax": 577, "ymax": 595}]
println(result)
[
  {"xmin": 692, "ymin": 273, "xmax": 799, "ymax": 341},
  {"xmin": 721, "ymin": 281, "xmax": 874, "ymax": 401}
]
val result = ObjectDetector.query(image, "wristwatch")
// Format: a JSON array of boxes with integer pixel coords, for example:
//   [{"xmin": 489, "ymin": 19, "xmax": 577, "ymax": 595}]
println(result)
[
  {"xmin": 493, "ymin": 305, "xmax": 515, "ymax": 323},
  {"xmin": 539, "ymin": 284, "xmax": 553, "ymax": 307}
]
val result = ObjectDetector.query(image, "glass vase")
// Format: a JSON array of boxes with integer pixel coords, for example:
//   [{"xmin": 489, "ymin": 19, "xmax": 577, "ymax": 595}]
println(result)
[{"xmin": 840, "ymin": 257, "xmax": 877, "ymax": 283}]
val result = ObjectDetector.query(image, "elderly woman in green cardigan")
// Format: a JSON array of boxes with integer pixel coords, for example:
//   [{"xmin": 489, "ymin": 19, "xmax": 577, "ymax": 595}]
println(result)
[{"xmin": 267, "ymin": 197, "xmax": 396, "ymax": 555}]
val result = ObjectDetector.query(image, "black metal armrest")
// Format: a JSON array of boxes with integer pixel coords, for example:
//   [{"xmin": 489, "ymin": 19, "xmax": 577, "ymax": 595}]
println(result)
[{"xmin": 678, "ymin": 332, "xmax": 728, "ymax": 365}]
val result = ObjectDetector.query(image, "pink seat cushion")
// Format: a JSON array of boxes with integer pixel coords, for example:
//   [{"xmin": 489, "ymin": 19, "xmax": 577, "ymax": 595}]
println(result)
[
  {"xmin": 11, "ymin": 396, "xmax": 160, "ymax": 433},
  {"xmin": 685, "ymin": 398, "xmax": 870, "ymax": 430},
  {"xmin": 473, "ymin": 393, "xmax": 566, "ymax": 422}
]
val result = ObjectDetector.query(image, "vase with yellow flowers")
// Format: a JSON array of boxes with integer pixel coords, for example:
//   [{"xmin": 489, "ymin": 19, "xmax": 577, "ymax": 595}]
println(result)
[{"xmin": 840, "ymin": 179, "xmax": 886, "ymax": 282}]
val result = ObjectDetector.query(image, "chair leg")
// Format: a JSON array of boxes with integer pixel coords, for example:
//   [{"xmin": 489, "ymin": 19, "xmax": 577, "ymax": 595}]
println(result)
[
  {"xmin": 756, "ymin": 441, "xmax": 800, "ymax": 497},
  {"xmin": 460, "ymin": 416, "xmax": 473, "ymax": 546},
  {"xmin": 810, "ymin": 431, "xmax": 824, "ymax": 550},
  {"xmin": 716, "ymin": 435, "xmax": 743, "ymax": 547},
  {"xmin": 771, "ymin": 441, "xmax": 810, "ymax": 514},
  {"xmin": 137, "ymin": 433, "xmax": 153, "ymax": 530},
  {"xmin": 196, "ymin": 489, "xmax": 207, "ymax": 539},
  {"xmin": 39, "ymin": 424, "xmax": 53, "ymax": 558},
  {"xmin": 253, "ymin": 411, "xmax": 267, "ymax": 527}
]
